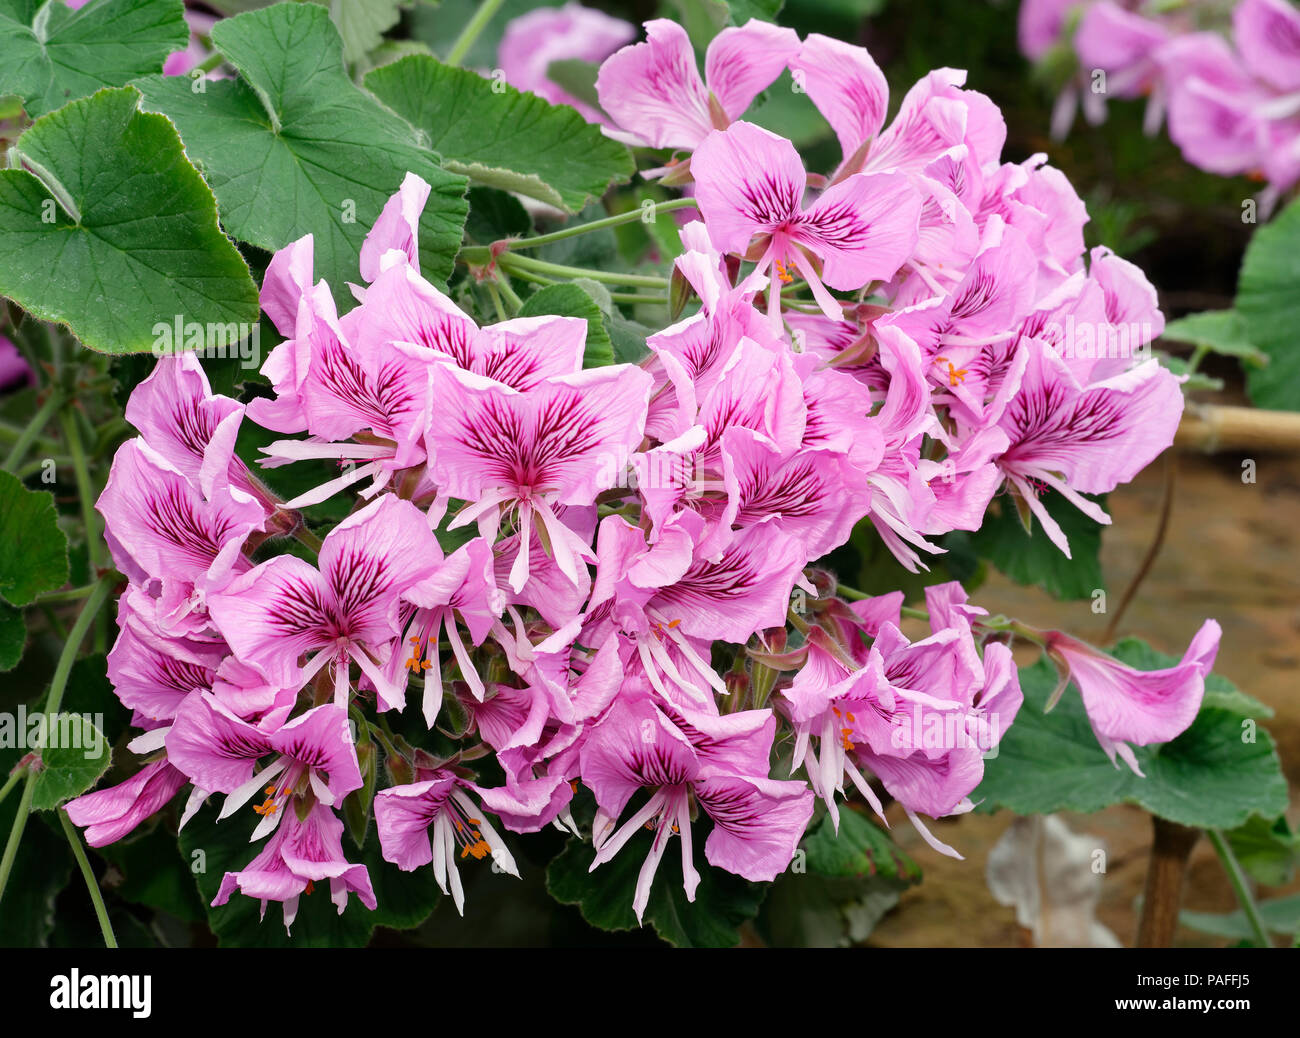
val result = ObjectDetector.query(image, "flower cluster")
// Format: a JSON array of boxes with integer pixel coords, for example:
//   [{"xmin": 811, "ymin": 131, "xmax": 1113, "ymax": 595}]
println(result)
[
  {"xmin": 67, "ymin": 15, "xmax": 1219, "ymax": 933},
  {"xmin": 1021, "ymin": 0, "xmax": 1300, "ymax": 208}
]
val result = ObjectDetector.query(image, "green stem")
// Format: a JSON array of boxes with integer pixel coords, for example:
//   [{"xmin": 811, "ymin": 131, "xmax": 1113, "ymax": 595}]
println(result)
[
  {"xmin": 0, "ymin": 774, "xmax": 35, "ymax": 907},
  {"xmin": 16, "ymin": 454, "xmax": 70, "ymax": 480},
  {"xmin": 486, "ymin": 281, "xmax": 508, "ymax": 322},
  {"xmin": 0, "ymin": 768, "xmax": 22, "ymax": 814},
  {"xmin": 194, "ymin": 51, "xmax": 225, "ymax": 75},
  {"xmin": 502, "ymin": 198, "xmax": 698, "ymax": 250},
  {"xmin": 495, "ymin": 274, "xmax": 523, "ymax": 312},
  {"xmin": 61, "ymin": 409, "xmax": 104, "ymax": 574},
  {"xmin": 0, "ymin": 419, "xmax": 56, "ymax": 449},
  {"xmin": 1207, "ymin": 828, "xmax": 1272, "ymax": 948},
  {"xmin": 3, "ymin": 388, "xmax": 61, "ymax": 471},
  {"xmin": 293, "ymin": 521, "xmax": 323, "ymax": 555},
  {"xmin": 47, "ymin": 578, "xmax": 112, "ymax": 718},
  {"xmin": 499, "ymin": 253, "xmax": 668, "ymax": 289},
  {"xmin": 60, "ymin": 809, "xmax": 117, "ymax": 949},
  {"xmin": 494, "ymin": 264, "xmax": 557, "ymax": 288},
  {"xmin": 609, "ymin": 292, "xmax": 669, "ymax": 305},
  {"xmin": 35, "ymin": 582, "xmax": 99, "ymax": 604},
  {"xmin": 445, "ymin": 0, "xmax": 506, "ymax": 67}
]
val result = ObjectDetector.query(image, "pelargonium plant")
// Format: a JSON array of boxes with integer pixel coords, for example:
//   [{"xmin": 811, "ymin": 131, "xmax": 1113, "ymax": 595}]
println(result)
[
  {"xmin": 57, "ymin": 12, "xmax": 1219, "ymax": 933},
  {"xmin": 3, "ymin": 0, "xmax": 1287, "ymax": 952}
]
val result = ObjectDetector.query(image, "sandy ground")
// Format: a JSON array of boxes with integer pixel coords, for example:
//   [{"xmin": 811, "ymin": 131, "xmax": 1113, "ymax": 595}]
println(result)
[{"xmin": 866, "ymin": 444, "xmax": 1300, "ymax": 947}]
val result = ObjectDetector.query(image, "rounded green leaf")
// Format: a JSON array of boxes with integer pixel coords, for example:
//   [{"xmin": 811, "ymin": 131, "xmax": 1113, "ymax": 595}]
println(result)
[
  {"xmin": 0, "ymin": 0, "xmax": 188, "ymax": 118},
  {"xmin": 0, "ymin": 86, "xmax": 260, "ymax": 354},
  {"xmin": 365, "ymin": 54, "xmax": 634, "ymax": 214},
  {"xmin": 135, "ymin": 2, "xmax": 469, "ymax": 302}
]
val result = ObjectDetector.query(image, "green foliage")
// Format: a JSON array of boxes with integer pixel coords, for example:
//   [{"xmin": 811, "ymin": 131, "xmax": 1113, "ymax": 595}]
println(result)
[
  {"xmin": 0, "ymin": 0, "xmax": 188, "ymax": 117},
  {"xmin": 135, "ymin": 2, "xmax": 470, "ymax": 303},
  {"xmin": 0, "ymin": 87, "xmax": 259, "ymax": 354},
  {"xmin": 307, "ymin": 0, "xmax": 406, "ymax": 65},
  {"xmin": 1161, "ymin": 309, "xmax": 1267, "ymax": 368},
  {"xmin": 0, "ymin": 470, "xmax": 67, "ymax": 608},
  {"xmin": 1180, "ymin": 895, "xmax": 1300, "ymax": 941},
  {"xmin": 1238, "ymin": 196, "xmax": 1300, "ymax": 411},
  {"xmin": 968, "ymin": 491, "xmax": 1106, "ymax": 601},
  {"xmin": 546, "ymin": 822, "xmax": 766, "ymax": 947},
  {"xmin": 519, "ymin": 282, "xmax": 614, "ymax": 367},
  {"xmin": 365, "ymin": 55, "xmax": 633, "ymax": 213},
  {"xmin": 29, "ymin": 713, "xmax": 111, "ymax": 811}
]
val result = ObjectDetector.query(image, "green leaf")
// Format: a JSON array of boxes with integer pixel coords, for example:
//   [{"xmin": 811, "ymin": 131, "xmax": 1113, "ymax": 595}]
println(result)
[
  {"xmin": 671, "ymin": 0, "xmax": 729, "ymax": 48},
  {"xmin": 0, "ymin": 771, "xmax": 71, "ymax": 945},
  {"xmin": 1180, "ymin": 894, "xmax": 1300, "ymax": 940},
  {"xmin": 0, "ymin": 0, "xmax": 188, "ymax": 117},
  {"xmin": 545, "ymin": 58, "xmax": 603, "ymax": 116},
  {"xmin": 607, "ymin": 311, "xmax": 653, "ymax": 365},
  {"xmin": 463, "ymin": 186, "xmax": 531, "ymax": 246},
  {"xmin": 753, "ymin": 808, "xmax": 917, "ymax": 947},
  {"xmin": 134, "ymin": 3, "xmax": 469, "ymax": 302},
  {"xmin": 518, "ymin": 282, "xmax": 614, "ymax": 368},
  {"xmin": 974, "ymin": 653, "xmax": 1289, "ymax": 830},
  {"xmin": 801, "ymin": 808, "xmax": 921, "ymax": 887},
  {"xmin": 364, "ymin": 55, "xmax": 634, "ymax": 213},
  {"xmin": 1161, "ymin": 309, "xmax": 1267, "ymax": 366},
  {"xmin": 0, "ymin": 469, "xmax": 67, "ymax": 607},
  {"xmin": 969, "ymin": 490, "xmax": 1105, "ymax": 600},
  {"xmin": 29, "ymin": 712, "xmax": 111, "ymax": 810},
  {"xmin": 0, "ymin": 602, "xmax": 25, "ymax": 672},
  {"xmin": 97, "ymin": 822, "xmax": 205, "ymax": 923},
  {"xmin": 0, "ymin": 86, "xmax": 260, "ymax": 354},
  {"xmin": 1223, "ymin": 814, "xmax": 1299, "ymax": 887},
  {"xmin": 308, "ymin": 0, "xmax": 404, "ymax": 65},
  {"xmin": 546, "ymin": 825, "xmax": 765, "ymax": 947},
  {"xmin": 1238, "ymin": 195, "xmax": 1300, "ymax": 411},
  {"xmin": 726, "ymin": 0, "xmax": 785, "ymax": 24}
]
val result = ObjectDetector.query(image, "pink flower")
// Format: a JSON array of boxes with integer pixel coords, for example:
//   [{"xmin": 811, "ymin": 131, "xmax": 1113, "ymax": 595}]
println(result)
[
  {"xmin": 499, "ymin": 2, "xmax": 636, "ymax": 124},
  {"xmin": 166, "ymin": 699, "xmax": 362, "ymax": 839},
  {"xmin": 375, "ymin": 774, "xmax": 520, "ymax": 915},
  {"xmin": 425, "ymin": 362, "xmax": 652, "ymax": 592},
  {"xmin": 1046, "ymin": 620, "xmax": 1221, "ymax": 775},
  {"xmin": 0, "ymin": 334, "xmax": 32, "ymax": 391},
  {"xmin": 596, "ymin": 18, "xmax": 799, "ymax": 150},
  {"xmin": 96, "ymin": 437, "xmax": 266, "ymax": 630},
  {"xmin": 692, "ymin": 121, "xmax": 920, "ymax": 323},
  {"xmin": 206, "ymin": 495, "xmax": 441, "ymax": 707},
  {"xmin": 994, "ymin": 339, "xmax": 1184, "ymax": 558},
  {"xmin": 581, "ymin": 693, "xmax": 812, "ymax": 922},
  {"xmin": 213, "ymin": 801, "xmax": 375, "ymax": 933},
  {"xmin": 65, "ymin": 761, "xmax": 189, "ymax": 848}
]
